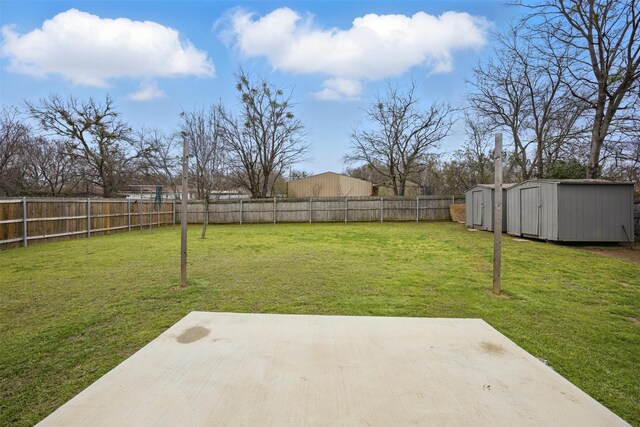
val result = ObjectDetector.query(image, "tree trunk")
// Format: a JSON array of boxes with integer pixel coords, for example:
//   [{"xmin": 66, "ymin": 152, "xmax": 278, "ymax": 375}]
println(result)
[
  {"xmin": 535, "ymin": 135, "xmax": 544, "ymax": 179},
  {"xmin": 511, "ymin": 129, "xmax": 529, "ymax": 180},
  {"xmin": 587, "ymin": 105, "xmax": 606, "ymax": 179},
  {"xmin": 200, "ymin": 197, "xmax": 209, "ymax": 239},
  {"xmin": 261, "ymin": 174, "xmax": 270, "ymax": 198},
  {"xmin": 102, "ymin": 182, "xmax": 112, "ymax": 198},
  {"xmin": 399, "ymin": 179, "xmax": 406, "ymax": 196},
  {"xmin": 586, "ymin": 131, "xmax": 602, "ymax": 178}
]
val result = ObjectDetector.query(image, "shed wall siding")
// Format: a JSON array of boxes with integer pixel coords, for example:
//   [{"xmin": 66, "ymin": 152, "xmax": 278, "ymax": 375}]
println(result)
[
  {"xmin": 507, "ymin": 182, "xmax": 557, "ymax": 238},
  {"xmin": 507, "ymin": 187, "xmax": 520, "ymax": 236},
  {"xmin": 465, "ymin": 191, "xmax": 472, "ymax": 226},
  {"xmin": 490, "ymin": 189, "xmax": 509, "ymax": 232},
  {"xmin": 482, "ymin": 188, "xmax": 493, "ymax": 231},
  {"xmin": 557, "ymin": 185, "xmax": 634, "ymax": 242},
  {"xmin": 466, "ymin": 185, "xmax": 510, "ymax": 232},
  {"xmin": 540, "ymin": 182, "xmax": 558, "ymax": 240}
]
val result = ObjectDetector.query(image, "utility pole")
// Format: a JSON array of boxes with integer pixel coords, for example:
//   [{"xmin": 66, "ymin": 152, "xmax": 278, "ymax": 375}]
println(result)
[
  {"xmin": 493, "ymin": 133, "xmax": 503, "ymax": 295},
  {"xmin": 180, "ymin": 134, "xmax": 189, "ymax": 288}
]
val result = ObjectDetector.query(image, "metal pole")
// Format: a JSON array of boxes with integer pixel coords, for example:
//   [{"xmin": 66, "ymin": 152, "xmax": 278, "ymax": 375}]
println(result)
[
  {"xmin": 87, "ymin": 198, "xmax": 91, "ymax": 238},
  {"xmin": 380, "ymin": 197, "xmax": 384, "ymax": 223},
  {"xmin": 417, "ymin": 197, "xmax": 420, "ymax": 222},
  {"xmin": 309, "ymin": 198, "xmax": 312, "ymax": 223},
  {"xmin": 240, "ymin": 199, "xmax": 243, "ymax": 225},
  {"xmin": 157, "ymin": 204, "xmax": 160, "ymax": 228},
  {"xmin": 127, "ymin": 199, "xmax": 131, "ymax": 231},
  {"xmin": 273, "ymin": 197, "xmax": 277, "ymax": 224},
  {"xmin": 345, "ymin": 197, "xmax": 348, "ymax": 223},
  {"xmin": 493, "ymin": 133, "xmax": 503, "ymax": 295},
  {"xmin": 180, "ymin": 135, "xmax": 189, "ymax": 288},
  {"xmin": 22, "ymin": 197, "xmax": 28, "ymax": 247}
]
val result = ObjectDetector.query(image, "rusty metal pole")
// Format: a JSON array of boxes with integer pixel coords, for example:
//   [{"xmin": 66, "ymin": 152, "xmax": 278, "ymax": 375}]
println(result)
[{"xmin": 493, "ymin": 133, "xmax": 503, "ymax": 295}]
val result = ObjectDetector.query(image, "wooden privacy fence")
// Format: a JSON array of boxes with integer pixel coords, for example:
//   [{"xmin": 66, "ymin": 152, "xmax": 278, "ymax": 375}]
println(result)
[
  {"xmin": 0, "ymin": 198, "xmax": 175, "ymax": 249},
  {"xmin": 1, "ymin": 195, "xmax": 464, "ymax": 250},
  {"xmin": 178, "ymin": 196, "xmax": 465, "ymax": 224}
]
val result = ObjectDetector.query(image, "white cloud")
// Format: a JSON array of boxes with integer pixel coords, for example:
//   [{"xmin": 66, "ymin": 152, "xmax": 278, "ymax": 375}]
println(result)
[
  {"xmin": 1, "ymin": 8, "xmax": 215, "ymax": 87},
  {"xmin": 127, "ymin": 81, "xmax": 165, "ymax": 101},
  {"xmin": 224, "ymin": 7, "xmax": 489, "ymax": 99},
  {"xmin": 313, "ymin": 78, "xmax": 362, "ymax": 100}
]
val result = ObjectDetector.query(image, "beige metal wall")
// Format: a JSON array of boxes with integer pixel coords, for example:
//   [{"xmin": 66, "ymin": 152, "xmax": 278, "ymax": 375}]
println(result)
[
  {"xmin": 287, "ymin": 173, "xmax": 372, "ymax": 198},
  {"xmin": 377, "ymin": 182, "xmax": 421, "ymax": 197}
]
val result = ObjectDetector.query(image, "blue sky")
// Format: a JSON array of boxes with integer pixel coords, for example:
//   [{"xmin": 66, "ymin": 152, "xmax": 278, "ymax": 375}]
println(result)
[{"xmin": 0, "ymin": 0, "xmax": 521, "ymax": 174}]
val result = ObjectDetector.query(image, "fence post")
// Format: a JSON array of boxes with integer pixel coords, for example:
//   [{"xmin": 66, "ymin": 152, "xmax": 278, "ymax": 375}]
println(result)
[
  {"xmin": 273, "ymin": 197, "xmax": 277, "ymax": 224},
  {"xmin": 157, "ymin": 203, "xmax": 160, "ymax": 228},
  {"xmin": 173, "ymin": 199, "xmax": 176, "ymax": 225},
  {"xmin": 240, "ymin": 199, "xmax": 243, "ymax": 224},
  {"xmin": 309, "ymin": 198, "xmax": 312, "ymax": 223},
  {"xmin": 345, "ymin": 197, "xmax": 348, "ymax": 223},
  {"xmin": 416, "ymin": 197, "xmax": 419, "ymax": 222},
  {"xmin": 87, "ymin": 198, "xmax": 91, "ymax": 237},
  {"xmin": 380, "ymin": 197, "xmax": 384, "ymax": 223},
  {"xmin": 127, "ymin": 199, "xmax": 131, "ymax": 231},
  {"xmin": 22, "ymin": 197, "xmax": 28, "ymax": 248}
]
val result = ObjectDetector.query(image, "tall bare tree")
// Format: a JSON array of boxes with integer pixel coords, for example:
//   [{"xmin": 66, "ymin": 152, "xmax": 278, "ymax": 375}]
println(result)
[
  {"xmin": 0, "ymin": 106, "xmax": 31, "ymax": 195},
  {"xmin": 346, "ymin": 81, "xmax": 454, "ymax": 196},
  {"xmin": 220, "ymin": 70, "xmax": 307, "ymax": 198},
  {"xmin": 457, "ymin": 112, "xmax": 495, "ymax": 188},
  {"xmin": 140, "ymin": 128, "xmax": 181, "ymax": 195},
  {"xmin": 180, "ymin": 105, "xmax": 226, "ymax": 238},
  {"xmin": 521, "ymin": 0, "xmax": 640, "ymax": 177},
  {"xmin": 25, "ymin": 138, "xmax": 82, "ymax": 196},
  {"xmin": 468, "ymin": 25, "xmax": 584, "ymax": 180},
  {"xmin": 26, "ymin": 94, "xmax": 147, "ymax": 197}
]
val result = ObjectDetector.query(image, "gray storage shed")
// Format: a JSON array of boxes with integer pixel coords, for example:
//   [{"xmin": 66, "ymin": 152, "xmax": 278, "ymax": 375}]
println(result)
[
  {"xmin": 465, "ymin": 184, "xmax": 515, "ymax": 231},
  {"xmin": 506, "ymin": 179, "xmax": 634, "ymax": 242}
]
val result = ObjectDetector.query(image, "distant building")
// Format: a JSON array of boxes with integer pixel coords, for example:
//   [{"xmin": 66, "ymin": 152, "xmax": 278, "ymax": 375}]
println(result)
[
  {"xmin": 287, "ymin": 172, "xmax": 373, "ymax": 198},
  {"xmin": 123, "ymin": 185, "xmax": 250, "ymax": 201},
  {"xmin": 374, "ymin": 180, "xmax": 422, "ymax": 197}
]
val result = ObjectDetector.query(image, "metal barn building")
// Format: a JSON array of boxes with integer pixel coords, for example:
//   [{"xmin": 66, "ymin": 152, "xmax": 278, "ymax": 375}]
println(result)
[
  {"xmin": 465, "ymin": 184, "xmax": 515, "ymax": 232},
  {"xmin": 287, "ymin": 172, "xmax": 373, "ymax": 198},
  {"xmin": 506, "ymin": 179, "xmax": 634, "ymax": 242},
  {"xmin": 376, "ymin": 180, "xmax": 422, "ymax": 197}
]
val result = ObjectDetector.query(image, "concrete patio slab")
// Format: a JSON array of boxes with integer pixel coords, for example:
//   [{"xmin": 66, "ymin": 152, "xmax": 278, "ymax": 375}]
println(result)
[{"xmin": 38, "ymin": 312, "xmax": 629, "ymax": 426}]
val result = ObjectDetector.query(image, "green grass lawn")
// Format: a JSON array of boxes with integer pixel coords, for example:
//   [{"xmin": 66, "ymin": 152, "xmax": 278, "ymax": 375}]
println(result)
[{"xmin": 1, "ymin": 222, "xmax": 639, "ymax": 426}]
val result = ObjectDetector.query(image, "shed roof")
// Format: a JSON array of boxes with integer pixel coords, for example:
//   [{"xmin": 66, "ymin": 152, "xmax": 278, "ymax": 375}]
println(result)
[
  {"xmin": 511, "ymin": 179, "xmax": 633, "ymax": 188},
  {"xmin": 466, "ymin": 183, "xmax": 517, "ymax": 192}
]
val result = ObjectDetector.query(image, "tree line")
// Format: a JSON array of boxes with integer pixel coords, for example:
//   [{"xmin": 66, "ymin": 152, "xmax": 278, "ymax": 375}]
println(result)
[
  {"xmin": 347, "ymin": 0, "xmax": 639, "ymax": 195},
  {"xmin": 1, "ymin": 0, "xmax": 638, "ymax": 198},
  {"xmin": 0, "ymin": 70, "xmax": 308, "ymax": 199}
]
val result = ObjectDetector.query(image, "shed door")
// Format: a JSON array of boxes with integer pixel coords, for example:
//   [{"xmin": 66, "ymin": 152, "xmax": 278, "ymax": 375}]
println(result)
[
  {"xmin": 520, "ymin": 187, "xmax": 539, "ymax": 236},
  {"xmin": 472, "ymin": 191, "xmax": 483, "ymax": 226}
]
